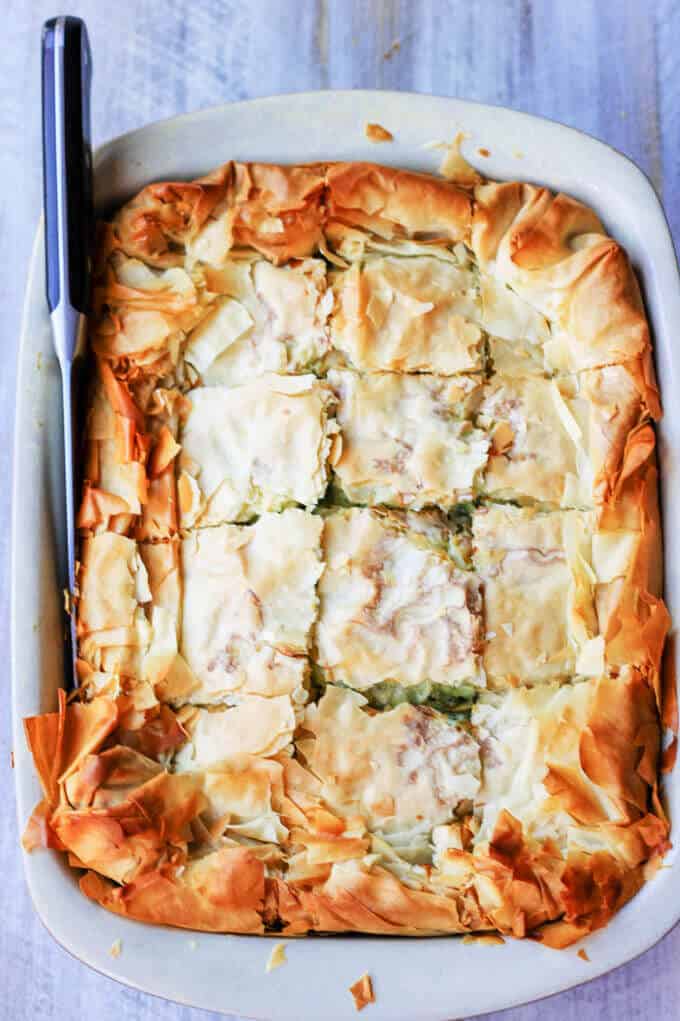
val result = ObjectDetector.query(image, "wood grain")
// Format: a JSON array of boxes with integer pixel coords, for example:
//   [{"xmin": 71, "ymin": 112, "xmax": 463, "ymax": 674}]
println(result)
[{"xmin": 2, "ymin": 1, "xmax": 679, "ymax": 1019}]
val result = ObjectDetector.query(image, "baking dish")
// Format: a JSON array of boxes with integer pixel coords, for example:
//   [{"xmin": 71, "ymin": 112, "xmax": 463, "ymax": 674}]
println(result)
[{"xmin": 12, "ymin": 90, "xmax": 680, "ymax": 1020}]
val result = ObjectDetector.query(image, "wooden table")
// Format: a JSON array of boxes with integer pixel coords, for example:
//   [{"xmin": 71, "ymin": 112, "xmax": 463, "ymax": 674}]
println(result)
[{"xmin": 2, "ymin": 2, "xmax": 679, "ymax": 1019}]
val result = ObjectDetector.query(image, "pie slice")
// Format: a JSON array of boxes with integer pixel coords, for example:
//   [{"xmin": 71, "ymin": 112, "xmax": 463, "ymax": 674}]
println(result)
[
  {"xmin": 178, "ymin": 374, "xmax": 338, "ymax": 527},
  {"xmin": 479, "ymin": 365, "xmax": 646, "ymax": 508},
  {"xmin": 471, "ymin": 669, "xmax": 660, "ymax": 861},
  {"xmin": 316, "ymin": 508, "xmax": 483, "ymax": 702},
  {"xmin": 77, "ymin": 362, "xmax": 183, "ymax": 540},
  {"xmin": 174, "ymin": 697, "xmax": 298, "ymax": 770},
  {"xmin": 185, "ymin": 257, "xmax": 331, "ymax": 385},
  {"xmin": 76, "ymin": 533, "xmax": 181, "ymax": 686},
  {"xmin": 299, "ymin": 685, "xmax": 481, "ymax": 862},
  {"xmin": 330, "ymin": 255, "xmax": 484, "ymax": 374},
  {"xmin": 90, "ymin": 247, "xmax": 210, "ymax": 379},
  {"xmin": 329, "ymin": 369, "xmax": 488, "ymax": 509},
  {"xmin": 180, "ymin": 509, "xmax": 323, "ymax": 704},
  {"xmin": 478, "ymin": 271, "xmax": 552, "ymax": 376}
]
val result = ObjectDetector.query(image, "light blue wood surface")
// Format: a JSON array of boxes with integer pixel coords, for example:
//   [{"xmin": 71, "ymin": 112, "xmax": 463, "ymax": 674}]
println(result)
[{"xmin": 2, "ymin": 2, "xmax": 679, "ymax": 1019}]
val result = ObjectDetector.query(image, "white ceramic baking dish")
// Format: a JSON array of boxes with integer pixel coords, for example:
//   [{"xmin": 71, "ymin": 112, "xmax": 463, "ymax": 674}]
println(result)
[{"xmin": 12, "ymin": 91, "xmax": 680, "ymax": 1021}]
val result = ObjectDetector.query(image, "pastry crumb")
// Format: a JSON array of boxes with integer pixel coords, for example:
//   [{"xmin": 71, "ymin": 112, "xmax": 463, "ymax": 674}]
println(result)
[
  {"xmin": 439, "ymin": 132, "xmax": 483, "ymax": 185},
  {"xmin": 350, "ymin": 973, "xmax": 375, "ymax": 1011},
  {"xmin": 478, "ymin": 147, "xmax": 491, "ymax": 157},
  {"xmin": 266, "ymin": 941, "xmax": 288, "ymax": 972},
  {"xmin": 365, "ymin": 123, "xmax": 394, "ymax": 143},
  {"xmin": 463, "ymin": 933, "xmax": 506, "ymax": 946},
  {"xmin": 383, "ymin": 38, "xmax": 401, "ymax": 60},
  {"xmin": 109, "ymin": 938, "xmax": 122, "ymax": 958},
  {"xmin": 577, "ymin": 948, "xmax": 590, "ymax": 961}
]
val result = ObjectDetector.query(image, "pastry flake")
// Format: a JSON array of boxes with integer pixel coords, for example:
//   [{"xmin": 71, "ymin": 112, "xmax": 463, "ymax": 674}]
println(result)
[{"xmin": 349, "ymin": 973, "xmax": 375, "ymax": 1011}]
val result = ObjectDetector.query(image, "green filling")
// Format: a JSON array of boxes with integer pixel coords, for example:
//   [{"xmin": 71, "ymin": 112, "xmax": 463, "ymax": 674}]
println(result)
[
  {"xmin": 363, "ymin": 680, "xmax": 478, "ymax": 718},
  {"xmin": 315, "ymin": 676, "xmax": 478, "ymax": 719},
  {"xmin": 319, "ymin": 479, "xmax": 354, "ymax": 509},
  {"xmin": 427, "ymin": 682, "xmax": 478, "ymax": 716}
]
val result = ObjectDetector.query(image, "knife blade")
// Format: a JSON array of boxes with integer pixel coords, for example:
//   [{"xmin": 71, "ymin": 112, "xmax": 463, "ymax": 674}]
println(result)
[{"xmin": 42, "ymin": 16, "xmax": 93, "ymax": 688}]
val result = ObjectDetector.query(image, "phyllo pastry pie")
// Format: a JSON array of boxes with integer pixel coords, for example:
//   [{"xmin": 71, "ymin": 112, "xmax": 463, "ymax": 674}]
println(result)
[{"xmin": 24, "ymin": 157, "xmax": 671, "ymax": 949}]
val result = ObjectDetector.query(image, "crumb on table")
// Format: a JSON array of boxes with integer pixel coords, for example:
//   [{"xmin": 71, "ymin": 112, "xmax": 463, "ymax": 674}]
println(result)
[
  {"xmin": 349, "ymin": 973, "xmax": 375, "ymax": 1011},
  {"xmin": 365, "ymin": 123, "xmax": 394, "ymax": 143},
  {"xmin": 266, "ymin": 941, "xmax": 288, "ymax": 972},
  {"xmin": 462, "ymin": 933, "xmax": 506, "ymax": 946}
]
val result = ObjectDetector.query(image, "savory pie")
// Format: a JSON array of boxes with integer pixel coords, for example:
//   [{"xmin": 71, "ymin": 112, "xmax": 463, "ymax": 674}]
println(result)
[{"xmin": 23, "ymin": 156, "xmax": 671, "ymax": 946}]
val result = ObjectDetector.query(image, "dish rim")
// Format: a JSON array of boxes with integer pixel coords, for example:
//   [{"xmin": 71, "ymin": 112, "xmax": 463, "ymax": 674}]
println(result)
[{"xmin": 13, "ymin": 88, "xmax": 680, "ymax": 1021}]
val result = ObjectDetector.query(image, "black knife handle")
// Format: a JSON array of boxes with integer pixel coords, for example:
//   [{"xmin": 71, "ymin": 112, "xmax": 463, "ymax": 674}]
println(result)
[{"xmin": 42, "ymin": 16, "xmax": 93, "ymax": 319}]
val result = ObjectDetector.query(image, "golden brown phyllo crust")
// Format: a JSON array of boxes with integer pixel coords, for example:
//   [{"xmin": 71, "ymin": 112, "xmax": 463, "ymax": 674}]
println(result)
[{"xmin": 24, "ymin": 158, "xmax": 671, "ymax": 946}]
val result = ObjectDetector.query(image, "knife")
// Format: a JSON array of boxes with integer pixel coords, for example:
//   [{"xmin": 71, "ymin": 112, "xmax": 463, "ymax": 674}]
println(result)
[{"xmin": 42, "ymin": 16, "xmax": 93, "ymax": 688}]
